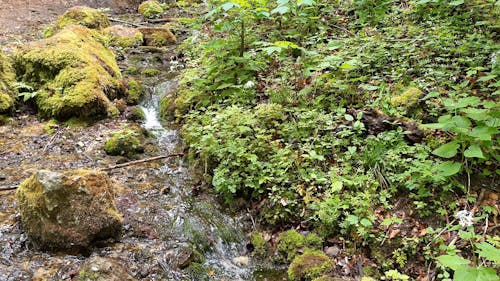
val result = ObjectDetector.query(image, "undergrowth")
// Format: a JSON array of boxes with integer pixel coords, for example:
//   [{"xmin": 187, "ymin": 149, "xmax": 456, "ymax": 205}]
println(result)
[{"xmin": 168, "ymin": 0, "xmax": 500, "ymax": 279}]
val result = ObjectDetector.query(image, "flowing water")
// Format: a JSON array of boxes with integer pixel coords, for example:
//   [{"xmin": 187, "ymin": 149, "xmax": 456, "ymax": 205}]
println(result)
[{"xmin": 0, "ymin": 50, "xmax": 269, "ymax": 280}]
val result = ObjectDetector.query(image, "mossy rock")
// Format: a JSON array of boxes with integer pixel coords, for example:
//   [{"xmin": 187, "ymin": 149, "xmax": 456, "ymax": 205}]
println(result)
[
  {"xmin": 15, "ymin": 25, "xmax": 123, "ymax": 120},
  {"xmin": 250, "ymin": 232, "xmax": 268, "ymax": 257},
  {"xmin": 104, "ymin": 128, "xmax": 145, "ymax": 157},
  {"xmin": 102, "ymin": 25, "xmax": 144, "ymax": 48},
  {"xmin": 390, "ymin": 86, "xmax": 422, "ymax": 108},
  {"xmin": 125, "ymin": 79, "xmax": 143, "ymax": 104},
  {"xmin": 288, "ymin": 250, "xmax": 334, "ymax": 281},
  {"xmin": 78, "ymin": 256, "xmax": 137, "ymax": 281},
  {"xmin": 45, "ymin": 6, "xmax": 110, "ymax": 37},
  {"xmin": 16, "ymin": 170, "xmax": 123, "ymax": 250},
  {"xmin": 138, "ymin": 0, "xmax": 165, "ymax": 19},
  {"xmin": 141, "ymin": 68, "xmax": 160, "ymax": 77},
  {"xmin": 0, "ymin": 51, "xmax": 17, "ymax": 113},
  {"xmin": 138, "ymin": 27, "xmax": 176, "ymax": 46},
  {"xmin": 126, "ymin": 106, "xmax": 146, "ymax": 121},
  {"xmin": 277, "ymin": 229, "xmax": 323, "ymax": 262}
]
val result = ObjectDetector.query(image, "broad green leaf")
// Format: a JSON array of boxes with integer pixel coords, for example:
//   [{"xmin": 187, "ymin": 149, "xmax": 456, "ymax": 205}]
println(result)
[
  {"xmin": 422, "ymin": 123, "xmax": 446, "ymax": 129},
  {"xmin": 469, "ymin": 126, "xmax": 498, "ymax": 141},
  {"xmin": 476, "ymin": 242, "xmax": 500, "ymax": 263},
  {"xmin": 443, "ymin": 97, "xmax": 481, "ymax": 109},
  {"xmin": 436, "ymin": 255, "xmax": 470, "ymax": 270},
  {"xmin": 449, "ymin": 0, "xmax": 464, "ymax": 6},
  {"xmin": 464, "ymin": 145, "xmax": 485, "ymax": 159},
  {"xmin": 486, "ymin": 118, "xmax": 500, "ymax": 127},
  {"xmin": 432, "ymin": 142, "xmax": 460, "ymax": 158},
  {"xmin": 454, "ymin": 266, "xmax": 499, "ymax": 281},
  {"xmin": 461, "ymin": 108, "xmax": 489, "ymax": 121},
  {"xmin": 452, "ymin": 116, "xmax": 472, "ymax": 129},
  {"xmin": 345, "ymin": 215, "xmax": 359, "ymax": 225},
  {"xmin": 359, "ymin": 84, "xmax": 379, "ymax": 91},
  {"xmin": 360, "ymin": 218, "xmax": 372, "ymax": 227},
  {"xmin": 271, "ymin": 5, "xmax": 290, "ymax": 14},
  {"xmin": 437, "ymin": 161, "xmax": 462, "ymax": 176},
  {"xmin": 221, "ymin": 2, "xmax": 240, "ymax": 11},
  {"xmin": 331, "ymin": 180, "xmax": 343, "ymax": 192}
]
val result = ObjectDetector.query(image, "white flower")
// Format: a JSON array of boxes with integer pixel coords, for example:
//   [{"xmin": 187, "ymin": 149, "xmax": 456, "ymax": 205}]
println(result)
[
  {"xmin": 456, "ymin": 209, "xmax": 473, "ymax": 227},
  {"xmin": 244, "ymin": 80, "xmax": 255, "ymax": 89}
]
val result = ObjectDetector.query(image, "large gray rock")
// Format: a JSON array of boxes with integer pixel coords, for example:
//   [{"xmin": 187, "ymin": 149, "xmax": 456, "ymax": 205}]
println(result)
[{"xmin": 16, "ymin": 169, "xmax": 123, "ymax": 250}]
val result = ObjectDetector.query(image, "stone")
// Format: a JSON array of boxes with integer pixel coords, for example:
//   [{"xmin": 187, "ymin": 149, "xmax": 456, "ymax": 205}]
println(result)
[
  {"xmin": 138, "ymin": 27, "xmax": 177, "ymax": 47},
  {"xmin": 288, "ymin": 250, "xmax": 335, "ymax": 281},
  {"xmin": 102, "ymin": 25, "xmax": 144, "ymax": 48},
  {"xmin": 78, "ymin": 256, "xmax": 137, "ymax": 281},
  {"xmin": 138, "ymin": 0, "xmax": 165, "ymax": 19},
  {"xmin": 104, "ymin": 127, "xmax": 145, "ymax": 157},
  {"xmin": 44, "ymin": 6, "xmax": 111, "ymax": 37},
  {"xmin": 16, "ymin": 170, "xmax": 123, "ymax": 250},
  {"xmin": 15, "ymin": 25, "xmax": 123, "ymax": 120},
  {"xmin": 0, "ymin": 51, "xmax": 17, "ymax": 113}
]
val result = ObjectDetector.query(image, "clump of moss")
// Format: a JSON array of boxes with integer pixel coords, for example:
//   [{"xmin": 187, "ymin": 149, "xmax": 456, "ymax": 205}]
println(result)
[
  {"xmin": 184, "ymin": 262, "xmax": 209, "ymax": 281},
  {"xmin": 44, "ymin": 119, "xmax": 59, "ymax": 134},
  {"xmin": 126, "ymin": 106, "xmax": 146, "ymax": 121},
  {"xmin": 15, "ymin": 25, "xmax": 123, "ymax": 120},
  {"xmin": 277, "ymin": 230, "xmax": 323, "ymax": 262},
  {"xmin": 288, "ymin": 250, "xmax": 334, "ymax": 281},
  {"xmin": 138, "ymin": 0, "xmax": 165, "ymax": 19},
  {"xmin": 104, "ymin": 128, "xmax": 145, "ymax": 157},
  {"xmin": 390, "ymin": 86, "xmax": 422, "ymax": 108},
  {"xmin": 250, "ymin": 232, "xmax": 268, "ymax": 257},
  {"xmin": 44, "ymin": 6, "xmax": 110, "ymax": 37},
  {"xmin": 141, "ymin": 68, "xmax": 160, "ymax": 77},
  {"xmin": 102, "ymin": 25, "xmax": 143, "ymax": 48},
  {"xmin": 125, "ymin": 66, "xmax": 139, "ymax": 75},
  {"xmin": 126, "ymin": 79, "xmax": 143, "ymax": 104},
  {"xmin": 0, "ymin": 51, "xmax": 17, "ymax": 113},
  {"xmin": 138, "ymin": 27, "xmax": 177, "ymax": 46}
]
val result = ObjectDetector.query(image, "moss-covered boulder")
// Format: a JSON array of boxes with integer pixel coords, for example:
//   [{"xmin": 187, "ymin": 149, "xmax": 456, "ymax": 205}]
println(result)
[
  {"xmin": 78, "ymin": 257, "xmax": 137, "ymax": 281},
  {"xmin": 125, "ymin": 79, "xmax": 143, "ymax": 104},
  {"xmin": 138, "ymin": 27, "xmax": 176, "ymax": 46},
  {"xmin": 0, "ymin": 51, "xmax": 17, "ymax": 113},
  {"xmin": 138, "ymin": 0, "xmax": 165, "ymax": 19},
  {"xmin": 390, "ymin": 86, "xmax": 422, "ymax": 108},
  {"xmin": 288, "ymin": 250, "xmax": 335, "ymax": 281},
  {"xmin": 16, "ymin": 170, "xmax": 123, "ymax": 250},
  {"xmin": 104, "ymin": 128, "xmax": 145, "ymax": 157},
  {"xmin": 277, "ymin": 229, "xmax": 323, "ymax": 262},
  {"xmin": 102, "ymin": 25, "xmax": 144, "ymax": 48},
  {"xmin": 15, "ymin": 25, "xmax": 123, "ymax": 120},
  {"xmin": 45, "ymin": 6, "xmax": 111, "ymax": 37},
  {"xmin": 126, "ymin": 106, "xmax": 146, "ymax": 121}
]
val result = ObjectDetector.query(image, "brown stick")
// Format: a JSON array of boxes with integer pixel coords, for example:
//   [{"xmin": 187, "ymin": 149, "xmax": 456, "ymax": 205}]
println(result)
[
  {"xmin": 147, "ymin": 18, "xmax": 173, "ymax": 23},
  {"xmin": 0, "ymin": 185, "xmax": 18, "ymax": 191},
  {"xmin": 109, "ymin": 17, "xmax": 144, "ymax": 27},
  {"xmin": 100, "ymin": 153, "xmax": 184, "ymax": 171}
]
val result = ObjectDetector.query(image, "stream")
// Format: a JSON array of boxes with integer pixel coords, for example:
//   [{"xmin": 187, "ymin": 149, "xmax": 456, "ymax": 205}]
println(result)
[{"xmin": 0, "ymin": 46, "xmax": 282, "ymax": 280}]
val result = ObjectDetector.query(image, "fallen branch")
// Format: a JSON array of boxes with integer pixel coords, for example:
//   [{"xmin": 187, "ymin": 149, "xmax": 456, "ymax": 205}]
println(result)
[
  {"xmin": 0, "ymin": 185, "xmax": 18, "ymax": 191},
  {"xmin": 147, "ymin": 18, "xmax": 173, "ymax": 23},
  {"xmin": 101, "ymin": 153, "xmax": 184, "ymax": 171},
  {"xmin": 109, "ymin": 17, "xmax": 144, "ymax": 27}
]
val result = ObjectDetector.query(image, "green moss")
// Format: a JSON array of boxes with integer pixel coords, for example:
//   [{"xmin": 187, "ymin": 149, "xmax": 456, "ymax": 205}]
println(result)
[
  {"xmin": 288, "ymin": 250, "xmax": 334, "ymax": 281},
  {"xmin": 102, "ymin": 25, "xmax": 143, "ymax": 48},
  {"xmin": 125, "ymin": 66, "xmax": 139, "ymax": 75},
  {"xmin": 126, "ymin": 79, "xmax": 143, "ymax": 104},
  {"xmin": 184, "ymin": 262, "xmax": 209, "ymax": 281},
  {"xmin": 138, "ymin": 27, "xmax": 177, "ymax": 46},
  {"xmin": 277, "ymin": 230, "xmax": 323, "ymax": 262},
  {"xmin": 141, "ymin": 68, "xmax": 160, "ymax": 77},
  {"xmin": 44, "ymin": 119, "xmax": 59, "ymax": 134},
  {"xmin": 127, "ymin": 106, "xmax": 146, "ymax": 121},
  {"xmin": 0, "ymin": 51, "xmax": 17, "ymax": 113},
  {"xmin": 44, "ymin": 6, "xmax": 110, "ymax": 38},
  {"xmin": 138, "ymin": 0, "xmax": 165, "ymax": 19},
  {"xmin": 250, "ymin": 232, "xmax": 268, "ymax": 257},
  {"xmin": 390, "ymin": 86, "xmax": 422, "ymax": 108},
  {"xmin": 15, "ymin": 25, "xmax": 123, "ymax": 120},
  {"xmin": 104, "ymin": 128, "xmax": 145, "ymax": 157}
]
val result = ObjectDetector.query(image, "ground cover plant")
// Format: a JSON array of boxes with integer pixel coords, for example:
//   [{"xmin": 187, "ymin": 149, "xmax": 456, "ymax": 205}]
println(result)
[{"xmin": 164, "ymin": 0, "xmax": 500, "ymax": 279}]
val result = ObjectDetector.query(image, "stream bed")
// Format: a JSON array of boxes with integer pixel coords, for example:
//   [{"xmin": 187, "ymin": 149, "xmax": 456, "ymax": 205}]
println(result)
[{"xmin": 0, "ymin": 43, "xmax": 283, "ymax": 280}]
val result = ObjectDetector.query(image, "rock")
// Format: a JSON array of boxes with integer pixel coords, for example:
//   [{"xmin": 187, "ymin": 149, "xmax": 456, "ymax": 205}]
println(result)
[
  {"xmin": 78, "ymin": 256, "xmax": 137, "ymax": 281},
  {"xmin": 125, "ymin": 79, "xmax": 144, "ymax": 104},
  {"xmin": 125, "ymin": 106, "xmax": 146, "ymax": 121},
  {"xmin": 232, "ymin": 256, "xmax": 250, "ymax": 266},
  {"xmin": 138, "ymin": 0, "xmax": 165, "ymax": 19},
  {"xmin": 15, "ymin": 170, "xmax": 123, "ymax": 250},
  {"xmin": 44, "ymin": 6, "xmax": 111, "ymax": 37},
  {"xmin": 102, "ymin": 25, "xmax": 144, "ymax": 48},
  {"xmin": 390, "ymin": 86, "xmax": 422, "ymax": 108},
  {"xmin": 14, "ymin": 25, "xmax": 123, "ymax": 120},
  {"xmin": 0, "ymin": 51, "xmax": 17, "ymax": 113},
  {"xmin": 104, "ymin": 128, "xmax": 145, "ymax": 157},
  {"xmin": 138, "ymin": 27, "xmax": 176, "ymax": 47},
  {"xmin": 277, "ymin": 229, "xmax": 323, "ymax": 262},
  {"xmin": 288, "ymin": 250, "xmax": 335, "ymax": 281},
  {"xmin": 324, "ymin": 246, "xmax": 340, "ymax": 257}
]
